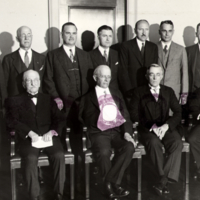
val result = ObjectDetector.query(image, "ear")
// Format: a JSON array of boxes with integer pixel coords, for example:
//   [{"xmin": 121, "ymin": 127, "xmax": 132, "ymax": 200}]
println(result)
[
  {"xmin": 16, "ymin": 36, "xmax": 20, "ymax": 43},
  {"xmin": 93, "ymin": 75, "xmax": 97, "ymax": 82},
  {"xmin": 158, "ymin": 29, "xmax": 161, "ymax": 36},
  {"xmin": 145, "ymin": 74, "xmax": 148, "ymax": 80},
  {"xmin": 22, "ymin": 81, "xmax": 26, "ymax": 89}
]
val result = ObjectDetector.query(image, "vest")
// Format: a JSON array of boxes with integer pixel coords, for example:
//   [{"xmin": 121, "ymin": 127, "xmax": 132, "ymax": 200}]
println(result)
[{"xmin": 67, "ymin": 53, "xmax": 81, "ymax": 99}]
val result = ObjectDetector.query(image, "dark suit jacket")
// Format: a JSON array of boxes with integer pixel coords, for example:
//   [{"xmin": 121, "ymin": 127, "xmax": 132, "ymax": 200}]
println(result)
[
  {"xmin": 5, "ymin": 93, "xmax": 66, "ymax": 141},
  {"xmin": 119, "ymin": 38, "xmax": 158, "ymax": 95},
  {"xmin": 79, "ymin": 87, "xmax": 132, "ymax": 147},
  {"xmin": 189, "ymin": 88, "xmax": 200, "ymax": 124},
  {"xmin": 186, "ymin": 44, "xmax": 199, "ymax": 93},
  {"xmin": 0, "ymin": 61, "xmax": 6, "ymax": 107},
  {"xmin": 89, "ymin": 47, "xmax": 119, "ymax": 89},
  {"xmin": 44, "ymin": 46, "xmax": 94, "ymax": 111},
  {"xmin": 130, "ymin": 85, "xmax": 181, "ymax": 134},
  {"xmin": 2, "ymin": 50, "xmax": 45, "ymax": 98}
]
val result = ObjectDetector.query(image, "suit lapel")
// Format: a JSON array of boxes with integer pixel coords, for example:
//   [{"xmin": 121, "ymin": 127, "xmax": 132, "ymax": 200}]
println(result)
[
  {"xmin": 157, "ymin": 41, "xmax": 165, "ymax": 68},
  {"xmin": 131, "ymin": 38, "xmax": 143, "ymax": 65},
  {"xmin": 90, "ymin": 89, "xmax": 100, "ymax": 110},
  {"xmin": 32, "ymin": 50, "xmax": 42, "ymax": 71},
  {"xmin": 12, "ymin": 50, "xmax": 22, "ymax": 74},
  {"xmin": 57, "ymin": 46, "xmax": 70, "ymax": 78},
  {"xmin": 94, "ymin": 48, "xmax": 105, "ymax": 64},
  {"xmin": 167, "ymin": 42, "xmax": 176, "ymax": 66}
]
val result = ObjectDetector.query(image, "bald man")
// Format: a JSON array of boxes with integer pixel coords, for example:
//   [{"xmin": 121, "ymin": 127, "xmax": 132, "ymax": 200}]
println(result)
[
  {"xmin": 79, "ymin": 65, "xmax": 135, "ymax": 199},
  {"xmin": 5, "ymin": 70, "xmax": 66, "ymax": 200},
  {"xmin": 119, "ymin": 20, "xmax": 158, "ymax": 100},
  {"xmin": 2, "ymin": 26, "xmax": 45, "ymax": 98}
]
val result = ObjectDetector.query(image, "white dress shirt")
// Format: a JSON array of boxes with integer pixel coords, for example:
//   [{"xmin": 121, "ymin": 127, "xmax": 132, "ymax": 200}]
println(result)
[
  {"xmin": 98, "ymin": 45, "xmax": 110, "ymax": 58},
  {"xmin": 161, "ymin": 41, "xmax": 172, "ymax": 52},
  {"xmin": 136, "ymin": 38, "xmax": 146, "ymax": 51},
  {"xmin": 19, "ymin": 48, "xmax": 32, "ymax": 63},
  {"xmin": 63, "ymin": 45, "xmax": 76, "ymax": 58}
]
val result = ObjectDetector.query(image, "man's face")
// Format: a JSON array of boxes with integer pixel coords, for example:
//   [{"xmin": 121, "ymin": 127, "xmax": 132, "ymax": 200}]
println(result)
[
  {"xmin": 98, "ymin": 29, "xmax": 113, "ymax": 49},
  {"xmin": 18, "ymin": 27, "xmax": 32, "ymax": 50},
  {"xmin": 196, "ymin": 26, "xmax": 200, "ymax": 43},
  {"xmin": 23, "ymin": 72, "xmax": 40, "ymax": 94},
  {"xmin": 94, "ymin": 67, "xmax": 111, "ymax": 89},
  {"xmin": 148, "ymin": 67, "xmax": 163, "ymax": 88},
  {"xmin": 62, "ymin": 25, "xmax": 77, "ymax": 46},
  {"xmin": 159, "ymin": 23, "xmax": 174, "ymax": 43},
  {"xmin": 135, "ymin": 21, "xmax": 149, "ymax": 42}
]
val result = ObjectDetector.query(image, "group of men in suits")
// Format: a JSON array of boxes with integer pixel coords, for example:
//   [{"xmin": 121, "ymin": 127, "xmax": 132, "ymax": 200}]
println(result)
[{"xmin": 2, "ymin": 19, "xmax": 200, "ymax": 200}]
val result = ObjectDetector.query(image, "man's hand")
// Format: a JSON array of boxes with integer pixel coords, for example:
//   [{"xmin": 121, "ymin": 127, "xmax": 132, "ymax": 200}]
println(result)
[
  {"xmin": 42, "ymin": 131, "xmax": 53, "ymax": 142},
  {"xmin": 124, "ymin": 132, "xmax": 137, "ymax": 148},
  {"xmin": 157, "ymin": 124, "xmax": 169, "ymax": 140},
  {"xmin": 180, "ymin": 93, "xmax": 188, "ymax": 105},
  {"xmin": 54, "ymin": 97, "xmax": 64, "ymax": 110},
  {"xmin": 197, "ymin": 114, "xmax": 200, "ymax": 120},
  {"xmin": 28, "ymin": 131, "xmax": 39, "ymax": 142}
]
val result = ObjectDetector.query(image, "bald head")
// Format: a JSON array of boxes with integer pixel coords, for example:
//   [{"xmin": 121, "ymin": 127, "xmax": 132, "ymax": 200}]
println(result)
[
  {"xmin": 23, "ymin": 70, "xmax": 40, "ymax": 95},
  {"xmin": 93, "ymin": 65, "xmax": 111, "ymax": 88},
  {"xmin": 17, "ymin": 26, "xmax": 32, "ymax": 50}
]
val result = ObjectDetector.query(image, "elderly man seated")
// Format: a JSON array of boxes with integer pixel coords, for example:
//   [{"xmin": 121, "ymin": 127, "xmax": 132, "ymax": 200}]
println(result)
[
  {"xmin": 79, "ymin": 65, "xmax": 135, "ymax": 200},
  {"xmin": 130, "ymin": 64, "xmax": 183, "ymax": 196},
  {"xmin": 5, "ymin": 70, "xmax": 66, "ymax": 200}
]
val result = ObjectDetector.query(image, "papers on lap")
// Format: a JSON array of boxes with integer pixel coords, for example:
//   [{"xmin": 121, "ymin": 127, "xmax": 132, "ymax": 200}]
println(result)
[{"xmin": 32, "ymin": 136, "xmax": 53, "ymax": 148}]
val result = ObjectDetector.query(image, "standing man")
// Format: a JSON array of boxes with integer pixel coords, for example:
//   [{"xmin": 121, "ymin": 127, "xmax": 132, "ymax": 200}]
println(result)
[
  {"xmin": 90, "ymin": 25, "xmax": 119, "ymax": 89},
  {"xmin": 119, "ymin": 20, "xmax": 158, "ymax": 98},
  {"xmin": 79, "ymin": 65, "xmax": 135, "ymax": 199},
  {"xmin": 44, "ymin": 22, "xmax": 94, "ymax": 117},
  {"xmin": 130, "ymin": 64, "xmax": 182, "ymax": 196},
  {"xmin": 5, "ymin": 70, "xmax": 66, "ymax": 200},
  {"xmin": 186, "ymin": 23, "xmax": 200, "ymax": 96},
  {"xmin": 157, "ymin": 20, "xmax": 188, "ymax": 105},
  {"xmin": 2, "ymin": 26, "xmax": 45, "ymax": 98},
  {"xmin": 44, "ymin": 22, "xmax": 94, "ymax": 189}
]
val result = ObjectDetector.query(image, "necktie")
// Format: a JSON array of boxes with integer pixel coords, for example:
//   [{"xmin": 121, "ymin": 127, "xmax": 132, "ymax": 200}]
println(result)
[
  {"xmin": 104, "ymin": 90, "xmax": 107, "ymax": 99},
  {"xmin": 24, "ymin": 51, "xmax": 29, "ymax": 68},
  {"xmin": 69, "ymin": 49, "xmax": 74, "ymax": 62},
  {"xmin": 151, "ymin": 88, "xmax": 159, "ymax": 101},
  {"xmin": 104, "ymin": 50, "xmax": 108, "ymax": 62},
  {"xmin": 141, "ymin": 43, "xmax": 145, "ymax": 58},
  {"xmin": 163, "ymin": 45, "xmax": 168, "ymax": 54}
]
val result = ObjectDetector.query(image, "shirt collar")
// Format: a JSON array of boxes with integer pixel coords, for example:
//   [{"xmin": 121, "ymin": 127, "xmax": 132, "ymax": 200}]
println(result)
[
  {"xmin": 161, "ymin": 41, "xmax": 172, "ymax": 50},
  {"xmin": 63, "ymin": 45, "xmax": 75, "ymax": 56},
  {"xmin": 19, "ymin": 48, "xmax": 32, "ymax": 54},
  {"xmin": 136, "ymin": 38, "xmax": 146, "ymax": 50},
  {"xmin": 149, "ymin": 84, "xmax": 160, "ymax": 91},
  {"xmin": 98, "ymin": 45, "xmax": 109, "ymax": 56}
]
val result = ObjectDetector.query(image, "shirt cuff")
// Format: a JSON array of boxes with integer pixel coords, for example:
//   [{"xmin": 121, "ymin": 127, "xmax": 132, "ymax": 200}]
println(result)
[{"xmin": 51, "ymin": 130, "xmax": 58, "ymax": 136}]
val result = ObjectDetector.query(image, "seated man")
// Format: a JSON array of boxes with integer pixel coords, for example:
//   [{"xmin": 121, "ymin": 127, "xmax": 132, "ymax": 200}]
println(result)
[
  {"xmin": 188, "ymin": 88, "xmax": 200, "ymax": 178},
  {"xmin": 5, "ymin": 70, "xmax": 66, "ymax": 200},
  {"xmin": 130, "ymin": 64, "xmax": 183, "ymax": 196},
  {"xmin": 79, "ymin": 65, "xmax": 135, "ymax": 199}
]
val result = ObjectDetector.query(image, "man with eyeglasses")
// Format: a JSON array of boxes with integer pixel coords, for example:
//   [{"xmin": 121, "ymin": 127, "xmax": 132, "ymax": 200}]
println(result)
[
  {"xmin": 157, "ymin": 20, "xmax": 188, "ymax": 106},
  {"xmin": 5, "ymin": 70, "xmax": 66, "ymax": 200},
  {"xmin": 2, "ymin": 26, "xmax": 45, "ymax": 98},
  {"xmin": 79, "ymin": 65, "xmax": 135, "ymax": 199},
  {"xmin": 90, "ymin": 25, "xmax": 119, "ymax": 89},
  {"xmin": 130, "ymin": 64, "xmax": 182, "ymax": 196}
]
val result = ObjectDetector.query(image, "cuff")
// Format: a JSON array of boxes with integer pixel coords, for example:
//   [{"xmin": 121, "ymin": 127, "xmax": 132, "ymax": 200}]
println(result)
[{"xmin": 51, "ymin": 130, "xmax": 58, "ymax": 136}]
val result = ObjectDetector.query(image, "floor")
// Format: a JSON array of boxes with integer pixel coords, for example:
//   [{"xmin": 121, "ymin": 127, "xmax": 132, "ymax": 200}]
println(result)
[{"xmin": 1, "ymin": 115, "xmax": 200, "ymax": 200}]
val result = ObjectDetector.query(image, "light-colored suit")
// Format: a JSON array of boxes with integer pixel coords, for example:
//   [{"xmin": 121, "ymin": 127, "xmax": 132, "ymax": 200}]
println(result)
[{"xmin": 157, "ymin": 41, "xmax": 188, "ymax": 100}]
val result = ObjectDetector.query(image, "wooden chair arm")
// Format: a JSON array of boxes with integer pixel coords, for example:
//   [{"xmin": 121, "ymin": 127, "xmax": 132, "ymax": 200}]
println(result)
[
  {"xmin": 10, "ymin": 131, "xmax": 16, "ymax": 156},
  {"xmin": 65, "ymin": 127, "xmax": 72, "ymax": 153},
  {"xmin": 82, "ymin": 127, "xmax": 88, "ymax": 152}
]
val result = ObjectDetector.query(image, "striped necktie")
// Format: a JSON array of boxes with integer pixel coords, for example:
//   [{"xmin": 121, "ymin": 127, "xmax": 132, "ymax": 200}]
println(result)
[{"xmin": 24, "ymin": 51, "xmax": 29, "ymax": 67}]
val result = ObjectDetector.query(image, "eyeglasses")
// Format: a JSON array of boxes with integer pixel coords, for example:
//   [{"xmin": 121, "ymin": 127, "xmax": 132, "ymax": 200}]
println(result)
[
  {"xmin": 20, "ymin": 34, "xmax": 32, "ymax": 39},
  {"xmin": 98, "ymin": 75, "xmax": 111, "ymax": 79},
  {"xmin": 25, "ymin": 79, "xmax": 39, "ymax": 84}
]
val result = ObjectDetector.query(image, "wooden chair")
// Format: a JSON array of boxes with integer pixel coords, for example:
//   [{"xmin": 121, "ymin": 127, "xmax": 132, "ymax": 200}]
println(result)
[
  {"xmin": 82, "ymin": 127, "xmax": 142, "ymax": 200},
  {"xmin": 10, "ymin": 128, "xmax": 75, "ymax": 200}
]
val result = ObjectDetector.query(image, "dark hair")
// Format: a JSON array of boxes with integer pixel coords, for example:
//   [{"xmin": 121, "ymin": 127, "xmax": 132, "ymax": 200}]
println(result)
[
  {"xmin": 135, "ymin": 20, "xmax": 149, "ymax": 29},
  {"xmin": 160, "ymin": 20, "xmax": 174, "ymax": 28},
  {"xmin": 61, "ymin": 22, "xmax": 77, "ymax": 32},
  {"xmin": 197, "ymin": 23, "xmax": 200, "ymax": 31},
  {"xmin": 97, "ymin": 25, "xmax": 113, "ymax": 35}
]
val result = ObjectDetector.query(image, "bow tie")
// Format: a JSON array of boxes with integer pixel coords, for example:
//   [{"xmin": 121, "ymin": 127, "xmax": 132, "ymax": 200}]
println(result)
[{"xmin": 27, "ymin": 93, "xmax": 38, "ymax": 98}]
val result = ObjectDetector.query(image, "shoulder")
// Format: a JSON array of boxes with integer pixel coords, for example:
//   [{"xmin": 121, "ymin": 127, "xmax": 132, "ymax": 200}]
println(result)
[
  {"xmin": 109, "ymin": 48, "xmax": 118, "ymax": 56},
  {"xmin": 171, "ymin": 42, "xmax": 185, "ymax": 50},
  {"xmin": 146, "ymin": 40, "xmax": 157, "ymax": 48},
  {"xmin": 121, "ymin": 38, "xmax": 135, "ymax": 48},
  {"xmin": 32, "ymin": 50, "xmax": 45, "ymax": 59},
  {"xmin": 89, "ymin": 47, "xmax": 99, "ymax": 56},
  {"xmin": 47, "ymin": 46, "xmax": 63, "ymax": 56},
  {"xmin": 186, "ymin": 44, "xmax": 197, "ymax": 51},
  {"xmin": 160, "ymin": 84, "xmax": 175, "ymax": 94},
  {"xmin": 3, "ymin": 50, "xmax": 19, "ymax": 60}
]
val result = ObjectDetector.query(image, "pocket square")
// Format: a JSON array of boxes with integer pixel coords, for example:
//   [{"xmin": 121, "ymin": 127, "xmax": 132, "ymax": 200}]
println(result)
[
  {"xmin": 115, "ymin": 62, "xmax": 119, "ymax": 65},
  {"xmin": 39, "ymin": 65, "xmax": 44, "ymax": 71}
]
